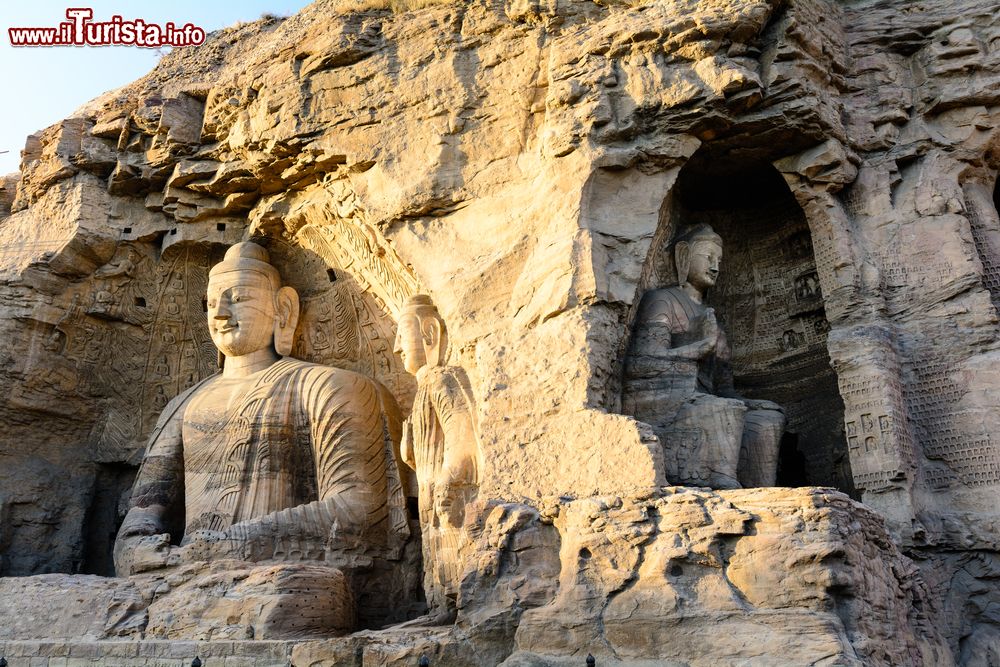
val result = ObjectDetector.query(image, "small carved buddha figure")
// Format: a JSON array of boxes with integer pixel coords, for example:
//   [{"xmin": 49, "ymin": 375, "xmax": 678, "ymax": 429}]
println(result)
[
  {"xmin": 623, "ymin": 224, "xmax": 784, "ymax": 489},
  {"xmin": 394, "ymin": 294, "xmax": 482, "ymax": 624},
  {"xmin": 113, "ymin": 242, "xmax": 408, "ymax": 634}
]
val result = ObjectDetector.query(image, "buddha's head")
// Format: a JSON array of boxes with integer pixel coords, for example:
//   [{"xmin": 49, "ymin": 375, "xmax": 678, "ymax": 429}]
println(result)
[
  {"xmin": 394, "ymin": 294, "xmax": 448, "ymax": 375},
  {"xmin": 672, "ymin": 224, "xmax": 723, "ymax": 293},
  {"xmin": 207, "ymin": 242, "xmax": 300, "ymax": 359}
]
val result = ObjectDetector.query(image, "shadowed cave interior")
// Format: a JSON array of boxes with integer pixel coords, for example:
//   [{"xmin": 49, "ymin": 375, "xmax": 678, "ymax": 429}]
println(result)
[{"xmin": 671, "ymin": 153, "xmax": 857, "ymax": 496}]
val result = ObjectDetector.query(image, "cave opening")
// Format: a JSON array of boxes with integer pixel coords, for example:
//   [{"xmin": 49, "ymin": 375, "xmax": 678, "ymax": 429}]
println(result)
[
  {"xmin": 80, "ymin": 462, "xmax": 138, "ymax": 576},
  {"xmin": 669, "ymin": 152, "xmax": 856, "ymax": 496}
]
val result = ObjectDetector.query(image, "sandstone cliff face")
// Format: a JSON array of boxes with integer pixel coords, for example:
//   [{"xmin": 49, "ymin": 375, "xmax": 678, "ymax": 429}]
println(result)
[
  {"xmin": 505, "ymin": 489, "xmax": 949, "ymax": 667},
  {"xmin": 1, "ymin": 0, "xmax": 999, "ymax": 663}
]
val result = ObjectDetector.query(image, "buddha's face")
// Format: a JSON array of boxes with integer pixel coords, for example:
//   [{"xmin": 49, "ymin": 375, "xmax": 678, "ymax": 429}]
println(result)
[
  {"xmin": 206, "ymin": 270, "xmax": 277, "ymax": 358},
  {"xmin": 394, "ymin": 314, "xmax": 428, "ymax": 375},
  {"xmin": 686, "ymin": 240, "xmax": 722, "ymax": 291}
]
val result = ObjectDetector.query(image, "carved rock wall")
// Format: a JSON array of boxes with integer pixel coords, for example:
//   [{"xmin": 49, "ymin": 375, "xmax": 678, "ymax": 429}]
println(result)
[
  {"xmin": 291, "ymin": 489, "xmax": 950, "ymax": 666},
  {"xmin": 0, "ymin": 0, "xmax": 999, "ymax": 662},
  {"xmin": 506, "ymin": 488, "xmax": 948, "ymax": 667}
]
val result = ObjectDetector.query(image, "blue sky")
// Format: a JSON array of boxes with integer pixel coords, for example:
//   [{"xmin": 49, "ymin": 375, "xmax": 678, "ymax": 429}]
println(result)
[{"xmin": 0, "ymin": 1, "xmax": 313, "ymax": 175}]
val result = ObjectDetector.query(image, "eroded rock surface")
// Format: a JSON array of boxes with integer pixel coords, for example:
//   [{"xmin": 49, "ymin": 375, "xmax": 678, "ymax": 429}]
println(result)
[{"xmin": 290, "ymin": 489, "xmax": 950, "ymax": 666}]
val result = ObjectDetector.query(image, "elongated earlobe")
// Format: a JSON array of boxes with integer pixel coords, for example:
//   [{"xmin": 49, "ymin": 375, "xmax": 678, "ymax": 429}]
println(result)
[
  {"xmin": 420, "ymin": 318, "xmax": 439, "ymax": 348},
  {"xmin": 273, "ymin": 286, "xmax": 300, "ymax": 356},
  {"xmin": 420, "ymin": 318, "xmax": 444, "ymax": 368},
  {"xmin": 674, "ymin": 241, "xmax": 691, "ymax": 286}
]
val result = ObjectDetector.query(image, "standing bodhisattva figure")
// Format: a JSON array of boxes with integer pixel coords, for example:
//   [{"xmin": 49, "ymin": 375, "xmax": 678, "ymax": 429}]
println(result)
[{"xmin": 394, "ymin": 294, "xmax": 482, "ymax": 624}]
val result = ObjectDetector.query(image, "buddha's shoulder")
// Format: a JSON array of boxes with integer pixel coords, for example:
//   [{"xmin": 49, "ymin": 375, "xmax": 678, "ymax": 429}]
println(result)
[
  {"xmin": 641, "ymin": 285, "xmax": 686, "ymax": 301},
  {"xmin": 419, "ymin": 364, "xmax": 468, "ymax": 391},
  {"xmin": 638, "ymin": 286, "xmax": 690, "ymax": 314},
  {"xmin": 276, "ymin": 357, "xmax": 378, "ymax": 391}
]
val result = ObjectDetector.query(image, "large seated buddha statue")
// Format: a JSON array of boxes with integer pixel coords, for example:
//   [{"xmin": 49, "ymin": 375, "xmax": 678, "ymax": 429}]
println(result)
[{"xmin": 112, "ymin": 241, "xmax": 410, "ymax": 635}]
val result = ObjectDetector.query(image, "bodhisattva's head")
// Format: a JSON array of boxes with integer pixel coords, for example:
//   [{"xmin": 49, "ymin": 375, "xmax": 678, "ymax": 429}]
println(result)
[
  {"xmin": 394, "ymin": 294, "xmax": 448, "ymax": 375},
  {"xmin": 207, "ymin": 242, "xmax": 300, "ymax": 360},
  {"xmin": 672, "ymin": 224, "xmax": 723, "ymax": 295}
]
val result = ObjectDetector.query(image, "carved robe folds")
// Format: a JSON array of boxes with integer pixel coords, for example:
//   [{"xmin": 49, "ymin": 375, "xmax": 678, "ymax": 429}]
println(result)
[
  {"xmin": 402, "ymin": 365, "xmax": 480, "ymax": 618},
  {"xmin": 115, "ymin": 358, "xmax": 408, "ymax": 636}
]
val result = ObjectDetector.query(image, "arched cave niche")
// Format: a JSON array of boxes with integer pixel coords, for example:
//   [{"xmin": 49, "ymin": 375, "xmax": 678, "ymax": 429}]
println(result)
[
  {"xmin": 76, "ymin": 234, "xmax": 424, "ymax": 624},
  {"xmin": 666, "ymin": 153, "xmax": 856, "ymax": 495},
  {"xmin": 957, "ymin": 171, "xmax": 1000, "ymax": 317},
  {"xmin": 985, "ymin": 176, "xmax": 1000, "ymax": 305},
  {"xmin": 994, "ymin": 173, "xmax": 999, "ymax": 212}
]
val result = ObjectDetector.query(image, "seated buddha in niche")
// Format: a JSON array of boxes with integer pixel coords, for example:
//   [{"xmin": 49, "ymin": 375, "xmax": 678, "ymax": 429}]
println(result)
[
  {"xmin": 622, "ymin": 224, "xmax": 785, "ymax": 489},
  {"xmin": 113, "ymin": 241, "xmax": 410, "ymax": 634}
]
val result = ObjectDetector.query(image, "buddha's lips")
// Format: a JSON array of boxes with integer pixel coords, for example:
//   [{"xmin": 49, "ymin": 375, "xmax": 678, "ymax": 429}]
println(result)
[{"xmin": 216, "ymin": 323, "xmax": 239, "ymax": 334}]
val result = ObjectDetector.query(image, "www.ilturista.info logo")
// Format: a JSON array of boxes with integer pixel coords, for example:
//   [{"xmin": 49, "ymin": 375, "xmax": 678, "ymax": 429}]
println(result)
[{"xmin": 8, "ymin": 8, "xmax": 206, "ymax": 47}]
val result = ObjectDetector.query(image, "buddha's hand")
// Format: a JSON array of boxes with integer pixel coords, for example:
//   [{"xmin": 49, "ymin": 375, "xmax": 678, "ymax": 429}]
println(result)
[
  {"xmin": 178, "ymin": 529, "xmax": 246, "ymax": 562},
  {"xmin": 693, "ymin": 308, "xmax": 721, "ymax": 357},
  {"xmin": 665, "ymin": 308, "xmax": 720, "ymax": 362},
  {"xmin": 744, "ymin": 398, "xmax": 783, "ymax": 412},
  {"xmin": 434, "ymin": 472, "xmax": 477, "ymax": 528},
  {"xmin": 401, "ymin": 418, "xmax": 416, "ymax": 470},
  {"xmin": 116, "ymin": 533, "xmax": 180, "ymax": 575}
]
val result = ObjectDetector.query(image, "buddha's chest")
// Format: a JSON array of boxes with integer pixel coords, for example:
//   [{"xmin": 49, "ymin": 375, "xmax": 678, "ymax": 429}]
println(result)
[
  {"xmin": 185, "ymin": 377, "xmax": 255, "ymax": 418},
  {"xmin": 183, "ymin": 379, "xmax": 256, "ymax": 447},
  {"xmin": 181, "ymin": 379, "xmax": 309, "ymax": 477}
]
